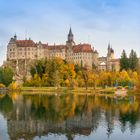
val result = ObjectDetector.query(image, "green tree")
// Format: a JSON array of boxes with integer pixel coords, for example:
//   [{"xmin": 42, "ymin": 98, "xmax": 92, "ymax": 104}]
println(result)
[
  {"xmin": 81, "ymin": 67, "xmax": 89, "ymax": 90},
  {"xmin": 30, "ymin": 59, "xmax": 47, "ymax": 79},
  {"xmin": 0, "ymin": 66, "xmax": 13, "ymax": 86},
  {"xmin": 120, "ymin": 50, "xmax": 129, "ymax": 71},
  {"xmin": 129, "ymin": 50, "xmax": 138, "ymax": 71},
  {"xmin": 74, "ymin": 64, "xmax": 80, "ymax": 73},
  {"xmin": 46, "ymin": 58, "xmax": 60, "ymax": 86}
]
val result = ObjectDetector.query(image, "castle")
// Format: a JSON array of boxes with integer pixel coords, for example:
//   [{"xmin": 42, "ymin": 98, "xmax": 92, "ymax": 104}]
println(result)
[{"xmin": 6, "ymin": 28, "xmax": 120, "ymax": 77}]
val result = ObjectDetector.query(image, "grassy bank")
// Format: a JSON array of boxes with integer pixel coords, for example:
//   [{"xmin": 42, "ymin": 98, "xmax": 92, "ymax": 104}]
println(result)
[
  {"xmin": 1, "ymin": 86, "xmax": 137, "ymax": 100},
  {"xmin": 19, "ymin": 86, "xmax": 116, "ymax": 96}
]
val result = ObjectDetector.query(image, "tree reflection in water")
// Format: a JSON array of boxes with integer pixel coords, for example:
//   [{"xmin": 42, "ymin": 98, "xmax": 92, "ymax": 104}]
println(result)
[{"xmin": 0, "ymin": 93, "xmax": 139, "ymax": 140}]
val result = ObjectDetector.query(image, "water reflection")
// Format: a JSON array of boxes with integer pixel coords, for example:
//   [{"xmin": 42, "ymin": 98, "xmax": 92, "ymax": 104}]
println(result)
[{"xmin": 0, "ymin": 93, "xmax": 140, "ymax": 140}]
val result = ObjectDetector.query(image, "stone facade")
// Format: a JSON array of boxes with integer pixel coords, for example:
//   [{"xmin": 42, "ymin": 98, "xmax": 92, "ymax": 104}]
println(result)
[
  {"xmin": 98, "ymin": 44, "xmax": 120, "ymax": 71},
  {"xmin": 6, "ymin": 28, "xmax": 120, "ymax": 78}
]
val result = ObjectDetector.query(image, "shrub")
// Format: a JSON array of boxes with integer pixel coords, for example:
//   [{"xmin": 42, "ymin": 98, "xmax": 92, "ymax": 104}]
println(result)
[
  {"xmin": 8, "ymin": 82, "xmax": 18, "ymax": 90},
  {"xmin": 124, "ymin": 86, "xmax": 129, "ymax": 89},
  {"xmin": 0, "ymin": 83, "xmax": 5, "ymax": 88},
  {"xmin": 117, "ymin": 86, "xmax": 123, "ymax": 89}
]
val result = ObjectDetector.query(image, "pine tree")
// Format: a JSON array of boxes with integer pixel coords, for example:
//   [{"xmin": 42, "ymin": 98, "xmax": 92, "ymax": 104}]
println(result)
[
  {"xmin": 129, "ymin": 49, "xmax": 138, "ymax": 71},
  {"xmin": 120, "ymin": 50, "xmax": 129, "ymax": 71}
]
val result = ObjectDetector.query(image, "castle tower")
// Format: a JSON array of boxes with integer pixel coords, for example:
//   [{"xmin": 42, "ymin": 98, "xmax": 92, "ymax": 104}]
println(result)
[
  {"xmin": 107, "ymin": 43, "xmax": 114, "ymax": 59},
  {"xmin": 68, "ymin": 27, "xmax": 74, "ymax": 42},
  {"xmin": 66, "ymin": 27, "xmax": 75, "ymax": 47},
  {"xmin": 66, "ymin": 27, "xmax": 75, "ymax": 63},
  {"xmin": 93, "ymin": 50, "xmax": 99, "ymax": 67},
  {"xmin": 107, "ymin": 43, "xmax": 115, "ymax": 71},
  {"xmin": 14, "ymin": 34, "xmax": 17, "ymax": 41},
  {"xmin": 107, "ymin": 43, "xmax": 111, "ymax": 57}
]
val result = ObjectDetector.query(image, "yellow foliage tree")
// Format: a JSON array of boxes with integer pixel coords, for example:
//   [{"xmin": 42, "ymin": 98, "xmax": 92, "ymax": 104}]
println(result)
[
  {"xmin": 119, "ymin": 70, "xmax": 131, "ymax": 86},
  {"xmin": 9, "ymin": 81, "xmax": 17, "ymax": 90},
  {"xmin": 0, "ymin": 83, "xmax": 5, "ymax": 88}
]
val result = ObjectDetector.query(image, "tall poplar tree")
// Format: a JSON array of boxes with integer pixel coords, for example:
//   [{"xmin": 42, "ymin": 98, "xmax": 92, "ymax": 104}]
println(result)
[
  {"xmin": 120, "ymin": 50, "xmax": 129, "ymax": 71},
  {"xmin": 129, "ymin": 49, "xmax": 138, "ymax": 71}
]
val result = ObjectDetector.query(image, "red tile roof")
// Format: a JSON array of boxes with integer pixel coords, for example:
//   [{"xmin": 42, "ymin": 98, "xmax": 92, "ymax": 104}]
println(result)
[
  {"xmin": 42, "ymin": 44, "xmax": 49, "ymax": 48},
  {"xmin": 48, "ymin": 45, "xmax": 66, "ymax": 50},
  {"xmin": 73, "ymin": 44, "xmax": 93, "ymax": 53},
  {"xmin": 16, "ymin": 40, "xmax": 36, "ymax": 47}
]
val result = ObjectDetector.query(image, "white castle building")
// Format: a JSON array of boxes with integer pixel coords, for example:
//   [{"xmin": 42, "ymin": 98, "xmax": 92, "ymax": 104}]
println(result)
[{"xmin": 6, "ymin": 28, "xmax": 120, "ymax": 77}]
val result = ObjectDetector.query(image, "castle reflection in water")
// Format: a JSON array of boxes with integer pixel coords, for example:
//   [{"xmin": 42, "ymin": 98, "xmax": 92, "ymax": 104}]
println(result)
[{"xmin": 0, "ymin": 93, "xmax": 139, "ymax": 140}]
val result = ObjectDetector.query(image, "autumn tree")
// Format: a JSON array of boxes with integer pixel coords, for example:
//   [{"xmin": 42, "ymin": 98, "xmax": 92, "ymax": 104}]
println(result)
[
  {"xmin": 118, "ymin": 70, "xmax": 131, "ymax": 86},
  {"xmin": 81, "ymin": 67, "xmax": 89, "ymax": 90},
  {"xmin": 27, "ymin": 58, "xmax": 76, "ymax": 87},
  {"xmin": 98, "ymin": 71, "xmax": 110, "ymax": 88},
  {"xmin": 30, "ymin": 59, "xmax": 47, "ymax": 79}
]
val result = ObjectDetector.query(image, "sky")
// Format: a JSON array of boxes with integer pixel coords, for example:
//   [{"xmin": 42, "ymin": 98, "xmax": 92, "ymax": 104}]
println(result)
[{"xmin": 0, "ymin": 0, "xmax": 140, "ymax": 65}]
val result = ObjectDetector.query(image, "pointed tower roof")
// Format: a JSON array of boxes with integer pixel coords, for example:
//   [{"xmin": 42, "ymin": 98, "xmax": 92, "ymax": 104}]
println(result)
[
  {"xmin": 68, "ymin": 27, "xmax": 73, "ymax": 36},
  {"xmin": 67, "ymin": 26, "xmax": 75, "ymax": 44},
  {"xmin": 108, "ymin": 43, "xmax": 111, "ymax": 49}
]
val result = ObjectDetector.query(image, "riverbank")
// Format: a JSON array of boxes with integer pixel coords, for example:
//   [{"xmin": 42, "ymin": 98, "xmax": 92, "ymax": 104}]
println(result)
[
  {"xmin": 19, "ymin": 87, "xmax": 125, "ymax": 97},
  {"xmin": 1, "ymin": 86, "xmax": 137, "ymax": 97},
  {"xmin": 20, "ymin": 86, "xmax": 114, "ymax": 93}
]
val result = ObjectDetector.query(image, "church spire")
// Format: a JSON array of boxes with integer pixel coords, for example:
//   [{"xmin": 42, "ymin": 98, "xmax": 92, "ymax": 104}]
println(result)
[
  {"xmin": 108, "ymin": 42, "xmax": 111, "ymax": 50},
  {"xmin": 69, "ymin": 27, "xmax": 73, "ymax": 36},
  {"xmin": 68, "ymin": 27, "xmax": 74, "ymax": 42}
]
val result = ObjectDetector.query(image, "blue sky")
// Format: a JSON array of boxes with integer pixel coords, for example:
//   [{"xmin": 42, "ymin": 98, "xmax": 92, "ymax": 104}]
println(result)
[{"xmin": 0, "ymin": 0, "xmax": 140, "ymax": 65}]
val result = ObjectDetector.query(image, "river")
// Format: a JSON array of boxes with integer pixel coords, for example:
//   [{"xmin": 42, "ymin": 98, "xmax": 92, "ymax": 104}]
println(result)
[{"xmin": 0, "ymin": 92, "xmax": 140, "ymax": 140}]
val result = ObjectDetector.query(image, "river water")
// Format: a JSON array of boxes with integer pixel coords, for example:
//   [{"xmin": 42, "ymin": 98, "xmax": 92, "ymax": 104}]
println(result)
[{"xmin": 0, "ymin": 93, "xmax": 140, "ymax": 140}]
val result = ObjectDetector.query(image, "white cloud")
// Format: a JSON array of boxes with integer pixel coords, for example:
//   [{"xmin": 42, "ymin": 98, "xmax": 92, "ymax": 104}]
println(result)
[{"xmin": 0, "ymin": 0, "xmax": 140, "ymax": 65}]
